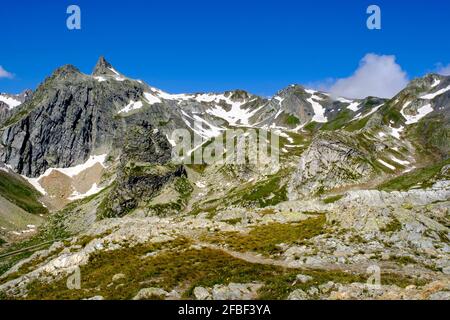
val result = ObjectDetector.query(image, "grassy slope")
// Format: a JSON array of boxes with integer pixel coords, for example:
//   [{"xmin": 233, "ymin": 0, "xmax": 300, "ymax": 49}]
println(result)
[
  {"xmin": 17, "ymin": 237, "xmax": 423, "ymax": 300},
  {"xmin": 0, "ymin": 171, "xmax": 47, "ymax": 215},
  {"xmin": 377, "ymin": 159, "xmax": 450, "ymax": 192},
  {"xmin": 0, "ymin": 195, "xmax": 43, "ymax": 231},
  {"xmin": 410, "ymin": 114, "xmax": 450, "ymax": 158},
  {"xmin": 201, "ymin": 215, "xmax": 327, "ymax": 256}
]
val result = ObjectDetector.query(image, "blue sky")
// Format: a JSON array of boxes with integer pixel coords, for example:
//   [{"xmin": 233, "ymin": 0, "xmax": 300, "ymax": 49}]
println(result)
[{"xmin": 0, "ymin": 0, "xmax": 449, "ymax": 97}]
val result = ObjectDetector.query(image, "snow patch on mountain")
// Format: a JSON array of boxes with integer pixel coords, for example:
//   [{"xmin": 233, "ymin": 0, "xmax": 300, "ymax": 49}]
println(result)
[
  {"xmin": 389, "ymin": 126, "xmax": 404, "ymax": 139},
  {"xmin": 50, "ymin": 154, "xmax": 107, "ymax": 178},
  {"xmin": 403, "ymin": 104, "xmax": 434, "ymax": 125},
  {"xmin": 336, "ymin": 97, "xmax": 353, "ymax": 104},
  {"xmin": 94, "ymin": 76, "xmax": 107, "ymax": 82},
  {"xmin": 274, "ymin": 96, "xmax": 284, "ymax": 104},
  {"xmin": 206, "ymin": 100, "xmax": 261, "ymax": 126},
  {"xmin": 390, "ymin": 156, "xmax": 410, "ymax": 166},
  {"xmin": 420, "ymin": 85, "xmax": 450, "ymax": 100},
  {"xmin": 118, "ymin": 100, "xmax": 144, "ymax": 114},
  {"xmin": 346, "ymin": 102, "xmax": 361, "ymax": 112},
  {"xmin": 146, "ymin": 89, "xmax": 262, "ymax": 127},
  {"xmin": 274, "ymin": 130, "xmax": 294, "ymax": 143},
  {"xmin": 195, "ymin": 93, "xmax": 227, "ymax": 103},
  {"xmin": 192, "ymin": 114, "xmax": 223, "ymax": 138},
  {"xmin": 108, "ymin": 67, "xmax": 120, "ymax": 76},
  {"xmin": 22, "ymin": 154, "xmax": 108, "ymax": 195},
  {"xmin": 400, "ymin": 101, "xmax": 412, "ymax": 114},
  {"xmin": 166, "ymin": 135, "xmax": 177, "ymax": 147},
  {"xmin": 180, "ymin": 110, "xmax": 223, "ymax": 139},
  {"xmin": 431, "ymin": 79, "xmax": 441, "ymax": 88},
  {"xmin": 377, "ymin": 159, "xmax": 396, "ymax": 171},
  {"xmin": 0, "ymin": 94, "xmax": 22, "ymax": 109},
  {"xmin": 143, "ymin": 92, "xmax": 162, "ymax": 105},
  {"xmin": 274, "ymin": 108, "xmax": 284, "ymax": 119},
  {"xmin": 23, "ymin": 176, "xmax": 47, "ymax": 195},
  {"xmin": 68, "ymin": 183, "xmax": 105, "ymax": 201},
  {"xmin": 352, "ymin": 104, "xmax": 384, "ymax": 121},
  {"xmin": 306, "ymin": 90, "xmax": 328, "ymax": 123},
  {"xmin": 151, "ymin": 88, "xmax": 191, "ymax": 101},
  {"xmin": 94, "ymin": 74, "xmax": 126, "ymax": 82}
]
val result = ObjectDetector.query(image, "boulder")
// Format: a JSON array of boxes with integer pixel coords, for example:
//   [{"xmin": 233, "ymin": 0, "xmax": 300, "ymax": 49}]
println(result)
[
  {"xmin": 132, "ymin": 287, "xmax": 169, "ymax": 300},
  {"xmin": 287, "ymin": 289, "xmax": 309, "ymax": 300}
]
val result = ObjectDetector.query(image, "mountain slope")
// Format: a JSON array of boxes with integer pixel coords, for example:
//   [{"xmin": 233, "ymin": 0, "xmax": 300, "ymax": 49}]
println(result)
[
  {"xmin": 0, "ymin": 58, "xmax": 448, "ymax": 301},
  {"xmin": 0, "ymin": 57, "xmax": 448, "ymax": 208},
  {"xmin": 0, "ymin": 163, "xmax": 46, "ymax": 242}
]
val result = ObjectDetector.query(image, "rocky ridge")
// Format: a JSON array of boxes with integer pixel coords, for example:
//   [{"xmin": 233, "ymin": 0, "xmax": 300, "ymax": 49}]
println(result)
[{"xmin": 0, "ymin": 57, "xmax": 448, "ymax": 300}]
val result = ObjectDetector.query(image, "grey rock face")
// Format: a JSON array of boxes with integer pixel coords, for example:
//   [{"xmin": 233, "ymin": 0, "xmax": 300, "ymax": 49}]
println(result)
[
  {"xmin": 17, "ymin": 90, "xmax": 33, "ymax": 104},
  {"xmin": 0, "ymin": 57, "xmax": 219, "ymax": 177},
  {"xmin": 101, "ymin": 121, "xmax": 186, "ymax": 218},
  {"xmin": 288, "ymin": 131, "xmax": 374, "ymax": 198},
  {"xmin": 403, "ymin": 73, "xmax": 448, "ymax": 96},
  {"xmin": 120, "ymin": 121, "xmax": 172, "ymax": 165},
  {"xmin": 0, "ymin": 61, "xmax": 171, "ymax": 177},
  {"xmin": 92, "ymin": 56, "xmax": 121, "ymax": 77},
  {"xmin": 0, "ymin": 102, "xmax": 9, "ymax": 125},
  {"xmin": 325, "ymin": 181, "xmax": 450, "ymax": 233},
  {"xmin": 340, "ymin": 181, "xmax": 450, "ymax": 208},
  {"xmin": 104, "ymin": 164, "xmax": 186, "ymax": 218}
]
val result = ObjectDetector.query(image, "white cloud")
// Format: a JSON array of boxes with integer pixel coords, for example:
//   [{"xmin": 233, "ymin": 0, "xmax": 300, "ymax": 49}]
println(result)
[
  {"xmin": 326, "ymin": 54, "xmax": 409, "ymax": 99},
  {"xmin": 0, "ymin": 66, "xmax": 14, "ymax": 79},
  {"xmin": 436, "ymin": 63, "xmax": 450, "ymax": 76}
]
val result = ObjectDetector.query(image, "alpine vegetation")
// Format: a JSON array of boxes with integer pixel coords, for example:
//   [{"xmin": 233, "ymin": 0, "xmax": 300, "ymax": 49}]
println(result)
[{"xmin": 0, "ymin": 57, "xmax": 449, "ymax": 301}]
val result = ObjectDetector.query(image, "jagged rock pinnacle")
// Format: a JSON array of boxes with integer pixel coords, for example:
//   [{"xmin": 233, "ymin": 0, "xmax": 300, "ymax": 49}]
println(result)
[{"xmin": 92, "ymin": 56, "xmax": 119, "ymax": 76}]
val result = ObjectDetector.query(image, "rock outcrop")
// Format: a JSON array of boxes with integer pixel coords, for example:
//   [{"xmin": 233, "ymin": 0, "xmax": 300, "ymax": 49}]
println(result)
[
  {"xmin": 100, "ymin": 121, "xmax": 186, "ymax": 218},
  {"xmin": 288, "ymin": 131, "xmax": 374, "ymax": 198},
  {"xmin": 0, "ymin": 102, "xmax": 9, "ymax": 125},
  {"xmin": 0, "ymin": 59, "xmax": 184, "ymax": 177},
  {"xmin": 193, "ymin": 283, "xmax": 263, "ymax": 300}
]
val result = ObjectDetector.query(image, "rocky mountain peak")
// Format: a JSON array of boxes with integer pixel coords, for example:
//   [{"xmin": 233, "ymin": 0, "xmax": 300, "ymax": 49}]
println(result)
[
  {"xmin": 224, "ymin": 89, "xmax": 253, "ymax": 101},
  {"xmin": 51, "ymin": 64, "xmax": 82, "ymax": 81},
  {"xmin": 92, "ymin": 56, "xmax": 122, "ymax": 77},
  {"xmin": 16, "ymin": 89, "xmax": 33, "ymax": 103},
  {"xmin": 406, "ymin": 73, "xmax": 449, "ymax": 92},
  {"xmin": 0, "ymin": 101, "xmax": 8, "ymax": 112},
  {"xmin": 276, "ymin": 84, "xmax": 310, "ymax": 98}
]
